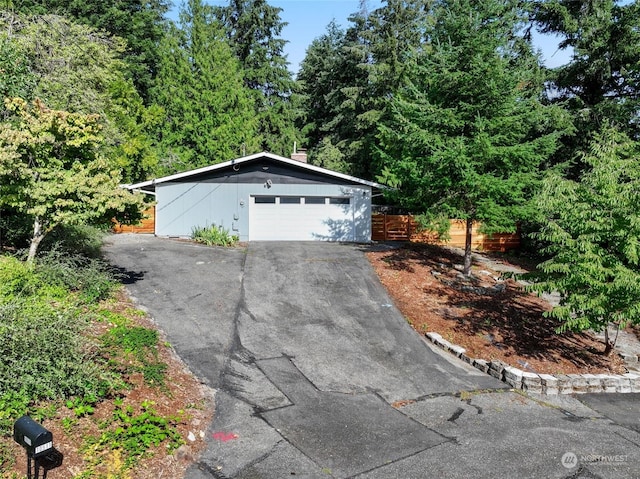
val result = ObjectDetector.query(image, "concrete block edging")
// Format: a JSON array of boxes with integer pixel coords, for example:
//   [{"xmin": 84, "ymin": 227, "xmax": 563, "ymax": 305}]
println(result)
[{"xmin": 425, "ymin": 332, "xmax": 640, "ymax": 395}]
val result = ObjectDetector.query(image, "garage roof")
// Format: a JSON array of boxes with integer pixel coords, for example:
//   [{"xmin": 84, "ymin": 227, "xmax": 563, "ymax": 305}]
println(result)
[{"xmin": 124, "ymin": 151, "xmax": 386, "ymax": 193}]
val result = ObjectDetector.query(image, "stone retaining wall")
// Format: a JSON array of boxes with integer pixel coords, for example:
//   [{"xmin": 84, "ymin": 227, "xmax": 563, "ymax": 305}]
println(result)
[{"xmin": 425, "ymin": 332, "xmax": 640, "ymax": 395}]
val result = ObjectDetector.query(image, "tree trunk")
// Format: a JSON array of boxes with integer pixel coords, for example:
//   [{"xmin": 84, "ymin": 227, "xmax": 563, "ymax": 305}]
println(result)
[
  {"xmin": 27, "ymin": 216, "xmax": 45, "ymax": 263},
  {"xmin": 463, "ymin": 218, "xmax": 473, "ymax": 276},
  {"xmin": 603, "ymin": 323, "xmax": 620, "ymax": 356}
]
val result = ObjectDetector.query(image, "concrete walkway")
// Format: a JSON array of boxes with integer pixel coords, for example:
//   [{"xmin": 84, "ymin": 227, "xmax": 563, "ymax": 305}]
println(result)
[{"xmin": 104, "ymin": 236, "xmax": 640, "ymax": 478}]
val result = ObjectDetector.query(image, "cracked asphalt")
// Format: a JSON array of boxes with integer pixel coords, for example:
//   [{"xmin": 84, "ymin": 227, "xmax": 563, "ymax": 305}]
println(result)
[{"xmin": 104, "ymin": 235, "xmax": 640, "ymax": 479}]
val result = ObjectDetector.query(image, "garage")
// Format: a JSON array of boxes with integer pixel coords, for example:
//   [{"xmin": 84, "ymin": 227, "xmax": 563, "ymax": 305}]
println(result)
[{"xmin": 124, "ymin": 151, "xmax": 383, "ymax": 243}]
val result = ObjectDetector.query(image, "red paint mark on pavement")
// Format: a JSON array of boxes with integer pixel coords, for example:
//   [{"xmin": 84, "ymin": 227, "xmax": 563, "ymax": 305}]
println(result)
[{"xmin": 213, "ymin": 432, "xmax": 239, "ymax": 442}]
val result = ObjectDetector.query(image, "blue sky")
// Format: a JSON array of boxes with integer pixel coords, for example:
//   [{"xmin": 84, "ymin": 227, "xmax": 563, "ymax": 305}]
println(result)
[{"xmin": 170, "ymin": 1, "xmax": 572, "ymax": 75}]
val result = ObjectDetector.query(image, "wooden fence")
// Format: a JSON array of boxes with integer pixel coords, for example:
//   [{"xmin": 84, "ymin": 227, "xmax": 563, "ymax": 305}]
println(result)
[
  {"xmin": 112, "ymin": 206, "xmax": 156, "ymax": 234},
  {"xmin": 371, "ymin": 214, "xmax": 520, "ymax": 252}
]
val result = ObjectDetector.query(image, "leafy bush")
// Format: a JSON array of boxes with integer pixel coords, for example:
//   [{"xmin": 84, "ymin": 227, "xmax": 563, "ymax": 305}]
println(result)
[
  {"xmin": 39, "ymin": 224, "xmax": 107, "ymax": 259},
  {"xmin": 0, "ymin": 252, "xmax": 116, "ymax": 303},
  {"xmin": 0, "ymin": 299, "xmax": 116, "ymax": 406},
  {"xmin": 191, "ymin": 224, "xmax": 239, "ymax": 246},
  {"xmin": 35, "ymin": 249, "xmax": 117, "ymax": 302},
  {"xmin": 0, "ymin": 252, "xmax": 121, "ymax": 436}
]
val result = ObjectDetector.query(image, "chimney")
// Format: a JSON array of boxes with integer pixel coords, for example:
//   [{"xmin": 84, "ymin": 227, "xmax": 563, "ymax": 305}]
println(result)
[{"xmin": 291, "ymin": 143, "xmax": 307, "ymax": 163}]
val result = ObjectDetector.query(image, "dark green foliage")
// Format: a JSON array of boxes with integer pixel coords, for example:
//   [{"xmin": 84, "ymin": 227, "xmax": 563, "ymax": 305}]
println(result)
[
  {"xmin": 214, "ymin": 0, "xmax": 300, "ymax": 156},
  {"xmin": 39, "ymin": 224, "xmax": 108, "ymax": 259},
  {"xmin": 531, "ymin": 0, "xmax": 640, "ymax": 175},
  {"xmin": 376, "ymin": 0, "xmax": 570, "ymax": 275},
  {"xmin": 151, "ymin": 1, "xmax": 259, "ymax": 173},
  {"xmin": 297, "ymin": 13, "xmax": 373, "ymax": 177},
  {"xmin": 0, "ymin": 206, "xmax": 33, "ymax": 251},
  {"xmin": 12, "ymin": 0, "xmax": 170, "ymax": 103},
  {"xmin": 0, "ymin": 33, "xmax": 35, "ymax": 118},
  {"xmin": 298, "ymin": 1, "xmax": 431, "ymax": 179},
  {"xmin": 525, "ymin": 127, "xmax": 640, "ymax": 353}
]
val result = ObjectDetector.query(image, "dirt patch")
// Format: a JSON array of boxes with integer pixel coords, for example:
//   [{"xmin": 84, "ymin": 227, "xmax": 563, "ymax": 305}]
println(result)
[{"xmin": 366, "ymin": 243, "xmax": 625, "ymax": 376}]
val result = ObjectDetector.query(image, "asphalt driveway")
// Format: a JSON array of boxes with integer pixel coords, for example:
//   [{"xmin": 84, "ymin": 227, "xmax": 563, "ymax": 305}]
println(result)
[{"xmin": 104, "ymin": 235, "xmax": 640, "ymax": 478}]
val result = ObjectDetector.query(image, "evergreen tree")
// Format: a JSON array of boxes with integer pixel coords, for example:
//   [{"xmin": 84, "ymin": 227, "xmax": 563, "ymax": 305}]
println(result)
[
  {"xmin": 377, "ymin": 0, "xmax": 570, "ymax": 275},
  {"xmin": 526, "ymin": 127, "xmax": 640, "ymax": 354},
  {"xmin": 0, "ymin": 29, "xmax": 35, "ymax": 113},
  {"xmin": 297, "ymin": 21, "xmax": 350, "ymax": 171},
  {"xmin": 214, "ymin": 0, "xmax": 299, "ymax": 156},
  {"xmin": 297, "ymin": 9, "xmax": 372, "ymax": 176},
  {"xmin": 298, "ymin": 1, "xmax": 430, "ymax": 178},
  {"xmin": 531, "ymin": 0, "xmax": 640, "ymax": 174},
  {"xmin": 151, "ymin": 0, "xmax": 258, "ymax": 174}
]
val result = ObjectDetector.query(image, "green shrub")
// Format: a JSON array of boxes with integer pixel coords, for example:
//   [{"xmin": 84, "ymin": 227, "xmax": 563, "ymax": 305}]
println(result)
[
  {"xmin": 39, "ymin": 224, "xmax": 107, "ymax": 258},
  {"xmin": 0, "ymin": 251, "xmax": 117, "ymax": 303},
  {"xmin": 191, "ymin": 224, "xmax": 239, "ymax": 247},
  {"xmin": 35, "ymin": 249, "xmax": 117, "ymax": 302},
  {"xmin": 0, "ymin": 255, "xmax": 34, "ymax": 300},
  {"xmin": 0, "ymin": 300, "xmax": 118, "ymax": 403}
]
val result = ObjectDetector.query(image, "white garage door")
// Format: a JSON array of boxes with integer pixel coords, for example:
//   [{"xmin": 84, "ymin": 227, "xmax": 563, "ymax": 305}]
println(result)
[{"xmin": 249, "ymin": 195, "xmax": 355, "ymax": 241}]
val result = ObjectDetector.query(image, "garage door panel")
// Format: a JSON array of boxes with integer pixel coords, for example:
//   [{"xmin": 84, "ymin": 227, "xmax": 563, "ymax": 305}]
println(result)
[{"xmin": 249, "ymin": 196, "xmax": 354, "ymax": 241}]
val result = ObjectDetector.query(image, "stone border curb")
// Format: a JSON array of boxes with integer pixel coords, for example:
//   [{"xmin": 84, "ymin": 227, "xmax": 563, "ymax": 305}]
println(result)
[{"xmin": 425, "ymin": 332, "xmax": 640, "ymax": 395}]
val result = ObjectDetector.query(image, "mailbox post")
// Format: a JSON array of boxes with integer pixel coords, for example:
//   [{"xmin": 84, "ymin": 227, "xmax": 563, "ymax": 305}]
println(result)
[{"xmin": 13, "ymin": 416, "xmax": 63, "ymax": 479}]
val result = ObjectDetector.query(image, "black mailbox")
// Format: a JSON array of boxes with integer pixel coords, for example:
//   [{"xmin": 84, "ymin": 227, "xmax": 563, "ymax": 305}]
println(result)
[{"xmin": 13, "ymin": 416, "xmax": 53, "ymax": 458}]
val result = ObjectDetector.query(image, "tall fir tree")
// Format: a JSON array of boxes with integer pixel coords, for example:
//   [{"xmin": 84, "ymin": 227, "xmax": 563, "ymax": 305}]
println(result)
[
  {"xmin": 214, "ymin": 0, "xmax": 299, "ymax": 156},
  {"xmin": 297, "ymin": 21, "xmax": 355, "ymax": 173},
  {"xmin": 151, "ymin": 0, "xmax": 258, "ymax": 174},
  {"xmin": 297, "ymin": 5, "xmax": 372, "ymax": 176},
  {"xmin": 377, "ymin": 0, "xmax": 570, "ymax": 275},
  {"xmin": 531, "ymin": 0, "xmax": 640, "ymax": 175},
  {"xmin": 298, "ymin": 0, "xmax": 431, "ymax": 178}
]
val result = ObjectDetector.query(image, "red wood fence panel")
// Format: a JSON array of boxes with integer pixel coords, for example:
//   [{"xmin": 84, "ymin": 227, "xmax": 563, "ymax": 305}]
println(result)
[
  {"xmin": 112, "ymin": 206, "xmax": 155, "ymax": 234},
  {"xmin": 371, "ymin": 214, "xmax": 520, "ymax": 252}
]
